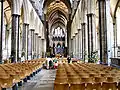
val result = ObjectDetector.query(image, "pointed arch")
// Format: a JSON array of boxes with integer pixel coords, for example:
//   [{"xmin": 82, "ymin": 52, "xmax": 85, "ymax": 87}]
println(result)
[{"xmin": 43, "ymin": 0, "xmax": 71, "ymax": 14}]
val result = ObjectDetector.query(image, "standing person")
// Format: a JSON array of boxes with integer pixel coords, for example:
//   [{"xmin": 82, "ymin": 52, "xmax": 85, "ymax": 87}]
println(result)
[
  {"xmin": 67, "ymin": 56, "xmax": 71, "ymax": 63},
  {"xmin": 46, "ymin": 57, "xmax": 51, "ymax": 69},
  {"xmin": 49, "ymin": 60, "xmax": 53, "ymax": 69}
]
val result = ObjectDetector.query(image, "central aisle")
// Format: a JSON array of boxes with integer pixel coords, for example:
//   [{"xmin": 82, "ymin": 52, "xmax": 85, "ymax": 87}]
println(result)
[{"xmin": 19, "ymin": 69, "xmax": 56, "ymax": 90}]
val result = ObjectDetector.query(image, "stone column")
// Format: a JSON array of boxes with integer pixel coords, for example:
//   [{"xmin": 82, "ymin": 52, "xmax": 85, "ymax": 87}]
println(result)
[
  {"xmin": 76, "ymin": 34, "xmax": 78, "ymax": 57},
  {"xmin": 71, "ymin": 38, "xmax": 73, "ymax": 57},
  {"xmin": 22, "ymin": 23, "xmax": 29, "ymax": 60},
  {"xmin": 87, "ymin": 13, "xmax": 94, "ymax": 62},
  {"xmin": 38, "ymin": 36, "xmax": 41, "ymax": 58},
  {"xmin": 44, "ymin": 39, "xmax": 46, "ymax": 57},
  {"xmin": 113, "ymin": 18, "xmax": 117, "ymax": 57},
  {"xmin": 28, "ymin": 30, "xmax": 31, "ymax": 60},
  {"xmin": 81, "ymin": 23, "xmax": 86, "ymax": 61},
  {"xmin": 36, "ymin": 33, "xmax": 38, "ymax": 58},
  {"xmin": 34, "ymin": 33, "xmax": 38, "ymax": 58},
  {"xmin": 79, "ymin": 29, "xmax": 82, "ymax": 59},
  {"xmin": 0, "ymin": 0, "xmax": 3, "ymax": 63},
  {"xmin": 36, "ymin": 35, "xmax": 39, "ymax": 58},
  {"xmin": 72, "ymin": 37, "xmax": 74, "ymax": 57},
  {"xmin": 74, "ymin": 34, "xmax": 76, "ymax": 57},
  {"xmin": 41, "ymin": 39, "xmax": 44, "ymax": 57},
  {"xmin": 33, "ymin": 33, "xmax": 35, "ymax": 59},
  {"xmin": 34, "ymin": 33, "xmax": 36, "ymax": 58},
  {"xmin": 11, "ymin": 14, "xmax": 20, "ymax": 63},
  {"xmin": 78, "ymin": 30, "xmax": 80, "ymax": 59},
  {"xmin": 75, "ymin": 33, "xmax": 78, "ymax": 58},
  {"xmin": 30, "ymin": 29, "xmax": 35, "ymax": 59},
  {"xmin": 67, "ymin": 20, "xmax": 71, "ymax": 55},
  {"xmin": 78, "ymin": 29, "xmax": 80, "ymax": 58},
  {"xmin": 26, "ymin": 25, "xmax": 29, "ymax": 60},
  {"xmin": 73, "ymin": 36, "xmax": 75, "ymax": 57},
  {"xmin": 98, "ymin": 0, "xmax": 108, "ymax": 63}
]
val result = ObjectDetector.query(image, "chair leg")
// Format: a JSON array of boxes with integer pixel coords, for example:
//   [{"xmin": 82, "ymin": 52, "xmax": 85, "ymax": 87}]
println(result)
[
  {"xmin": 18, "ymin": 81, "xmax": 22, "ymax": 86},
  {"xmin": 1, "ymin": 88, "xmax": 6, "ymax": 90},
  {"xmin": 23, "ymin": 78, "xmax": 27, "ymax": 82},
  {"xmin": 12, "ymin": 84, "xmax": 18, "ymax": 90},
  {"xmin": 30, "ymin": 74, "xmax": 33, "ymax": 77},
  {"xmin": 27, "ymin": 76, "xmax": 30, "ymax": 80},
  {"xmin": 33, "ymin": 72, "xmax": 36, "ymax": 76}
]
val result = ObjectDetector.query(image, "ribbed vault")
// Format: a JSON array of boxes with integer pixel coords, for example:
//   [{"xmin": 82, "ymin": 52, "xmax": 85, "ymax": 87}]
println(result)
[{"xmin": 43, "ymin": 0, "xmax": 71, "ymax": 54}]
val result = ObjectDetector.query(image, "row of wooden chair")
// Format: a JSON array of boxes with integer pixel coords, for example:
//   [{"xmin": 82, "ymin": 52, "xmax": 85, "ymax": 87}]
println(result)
[
  {"xmin": 0, "ymin": 58, "xmax": 46, "ymax": 89},
  {"xmin": 54, "ymin": 82, "xmax": 120, "ymax": 90},
  {"xmin": 54, "ymin": 63, "xmax": 120, "ymax": 90}
]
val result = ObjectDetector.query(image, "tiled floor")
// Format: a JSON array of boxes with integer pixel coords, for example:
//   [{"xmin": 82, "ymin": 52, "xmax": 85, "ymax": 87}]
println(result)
[{"xmin": 7, "ymin": 69, "xmax": 56, "ymax": 90}]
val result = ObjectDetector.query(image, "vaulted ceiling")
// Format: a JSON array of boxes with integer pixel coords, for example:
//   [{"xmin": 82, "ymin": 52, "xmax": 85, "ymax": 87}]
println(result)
[
  {"xmin": 43, "ymin": 0, "xmax": 71, "ymax": 36},
  {"xmin": 46, "ymin": 0, "xmax": 68, "ymax": 20}
]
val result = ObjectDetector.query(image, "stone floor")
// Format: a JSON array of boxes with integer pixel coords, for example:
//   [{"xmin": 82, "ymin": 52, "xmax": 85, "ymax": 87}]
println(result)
[{"xmin": 7, "ymin": 69, "xmax": 56, "ymax": 90}]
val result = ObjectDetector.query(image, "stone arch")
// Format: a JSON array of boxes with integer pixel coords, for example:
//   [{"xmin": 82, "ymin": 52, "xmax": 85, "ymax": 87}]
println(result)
[
  {"xmin": 48, "ymin": 8, "xmax": 68, "ymax": 21},
  {"xmin": 110, "ymin": 0, "xmax": 120, "ymax": 18},
  {"xmin": 51, "ymin": 23, "xmax": 65, "ymax": 34},
  {"xmin": 57, "ymin": 42, "xmax": 61, "ymax": 47},
  {"xmin": 50, "ymin": 21, "xmax": 65, "ymax": 32},
  {"xmin": 43, "ymin": 0, "xmax": 71, "ymax": 14}
]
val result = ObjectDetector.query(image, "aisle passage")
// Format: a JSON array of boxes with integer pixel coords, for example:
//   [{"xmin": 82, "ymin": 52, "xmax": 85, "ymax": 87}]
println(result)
[{"xmin": 18, "ymin": 69, "xmax": 56, "ymax": 90}]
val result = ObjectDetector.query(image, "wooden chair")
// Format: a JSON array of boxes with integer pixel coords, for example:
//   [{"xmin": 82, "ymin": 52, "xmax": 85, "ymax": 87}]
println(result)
[
  {"xmin": 70, "ymin": 83, "xmax": 85, "ymax": 90},
  {"xmin": 102, "ymin": 82, "xmax": 117, "ymax": 90},
  {"xmin": 68, "ymin": 77, "xmax": 80, "ymax": 84},
  {"xmin": 118, "ymin": 82, "xmax": 120, "ymax": 90},
  {"xmin": 86, "ymin": 83, "xmax": 101, "ymax": 90},
  {"xmin": 94, "ymin": 77, "xmax": 104, "ymax": 83},
  {"xmin": 55, "ymin": 78, "xmax": 68, "ymax": 84},
  {"xmin": 54, "ymin": 83, "xmax": 69, "ymax": 90},
  {"xmin": 80, "ymin": 77, "xmax": 93, "ymax": 83},
  {"xmin": 0, "ymin": 65, "xmax": 21, "ymax": 83}
]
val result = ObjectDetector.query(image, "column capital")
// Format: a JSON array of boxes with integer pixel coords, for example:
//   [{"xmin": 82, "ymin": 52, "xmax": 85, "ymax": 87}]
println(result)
[
  {"xmin": 81, "ymin": 23, "xmax": 86, "ymax": 25},
  {"xmin": 38, "ymin": 36, "xmax": 41, "ymax": 38},
  {"xmin": 12, "ymin": 14, "xmax": 20, "ymax": 17},
  {"xmin": 86, "ymin": 13, "xmax": 95, "ymax": 16},
  {"xmin": 113, "ymin": 17, "xmax": 116, "ymax": 25},
  {"xmin": 0, "ymin": 0, "xmax": 4, "ymax": 2},
  {"xmin": 30, "ymin": 29, "xmax": 35, "ymax": 31},
  {"xmin": 73, "ymin": 36, "xmax": 75, "ymax": 38},
  {"xmin": 75, "ymin": 33, "xmax": 78, "ymax": 35},
  {"xmin": 35, "ymin": 33, "xmax": 38, "ymax": 35},
  {"xmin": 98, "ymin": 0, "xmax": 106, "ymax": 1},
  {"xmin": 23, "ymin": 23, "xmax": 29, "ymax": 26}
]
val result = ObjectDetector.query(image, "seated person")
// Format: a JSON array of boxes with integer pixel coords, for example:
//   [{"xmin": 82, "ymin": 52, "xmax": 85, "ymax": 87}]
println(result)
[
  {"xmin": 54, "ymin": 62, "xmax": 58, "ymax": 69},
  {"xmin": 53, "ymin": 58, "xmax": 58, "ymax": 63},
  {"xmin": 53, "ymin": 58, "xmax": 58, "ymax": 69}
]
